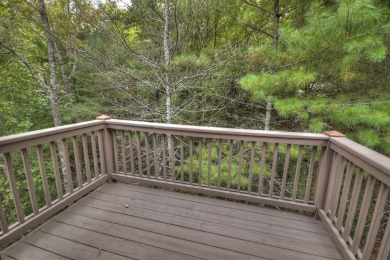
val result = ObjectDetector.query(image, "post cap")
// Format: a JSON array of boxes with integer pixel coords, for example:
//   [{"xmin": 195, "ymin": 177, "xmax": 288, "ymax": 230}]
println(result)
[
  {"xmin": 96, "ymin": 114, "xmax": 112, "ymax": 120},
  {"xmin": 324, "ymin": 130, "xmax": 346, "ymax": 137}
]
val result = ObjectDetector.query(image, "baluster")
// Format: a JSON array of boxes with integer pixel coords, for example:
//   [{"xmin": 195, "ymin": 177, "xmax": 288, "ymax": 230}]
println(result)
[
  {"xmin": 304, "ymin": 146, "xmax": 317, "ymax": 203},
  {"xmin": 217, "ymin": 141, "xmax": 222, "ymax": 189},
  {"xmin": 258, "ymin": 142, "xmax": 267, "ymax": 195},
  {"xmin": 292, "ymin": 145, "xmax": 304, "ymax": 201},
  {"xmin": 170, "ymin": 135, "xmax": 175, "ymax": 181},
  {"xmin": 90, "ymin": 132, "xmax": 99, "ymax": 179},
  {"xmin": 189, "ymin": 138, "xmax": 193, "ymax": 184},
  {"xmin": 135, "ymin": 132, "xmax": 142, "ymax": 175},
  {"xmin": 207, "ymin": 140, "xmax": 212, "ymax": 187},
  {"xmin": 4, "ymin": 153, "xmax": 25, "ymax": 224},
  {"xmin": 81, "ymin": 135, "xmax": 91, "ymax": 183},
  {"xmin": 72, "ymin": 137, "xmax": 83, "ymax": 188},
  {"xmin": 335, "ymin": 162, "xmax": 354, "ymax": 230},
  {"xmin": 49, "ymin": 142, "xmax": 63, "ymax": 199},
  {"xmin": 330, "ymin": 157, "xmax": 346, "ymax": 221},
  {"xmin": 162, "ymin": 134, "xmax": 167, "ymax": 179},
  {"xmin": 237, "ymin": 141, "xmax": 244, "ymax": 192},
  {"xmin": 269, "ymin": 143, "xmax": 279, "ymax": 197},
  {"xmin": 21, "ymin": 148, "xmax": 39, "ymax": 215},
  {"xmin": 97, "ymin": 130, "xmax": 106, "ymax": 175},
  {"xmin": 280, "ymin": 144, "xmax": 291, "ymax": 199},
  {"xmin": 180, "ymin": 136, "xmax": 184, "ymax": 183},
  {"xmin": 377, "ymin": 216, "xmax": 390, "ymax": 260},
  {"xmin": 343, "ymin": 168, "xmax": 364, "ymax": 241},
  {"xmin": 120, "ymin": 130, "xmax": 127, "ymax": 174},
  {"xmin": 128, "ymin": 131, "xmax": 135, "ymax": 175},
  {"xmin": 362, "ymin": 183, "xmax": 389, "ymax": 259},
  {"xmin": 153, "ymin": 133, "xmax": 158, "ymax": 179},
  {"xmin": 145, "ymin": 133, "xmax": 150, "ymax": 178},
  {"xmin": 351, "ymin": 176, "xmax": 376, "ymax": 254},
  {"xmin": 198, "ymin": 139, "xmax": 203, "ymax": 185},
  {"xmin": 112, "ymin": 131, "xmax": 119, "ymax": 174},
  {"xmin": 227, "ymin": 140, "xmax": 233, "ymax": 190},
  {"xmin": 0, "ymin": 201, "xmax": 9, "ymax": 234},
  {"xmin": 36, "ymin": 145, "xmax": 52, "ymax": 207},
  {"xmin": 247, "ymin": 141, "xmax": 255, "ymax": 194}
]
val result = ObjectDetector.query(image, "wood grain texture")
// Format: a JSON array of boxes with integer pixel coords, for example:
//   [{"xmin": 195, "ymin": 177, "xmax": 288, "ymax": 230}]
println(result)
[{"xmin": 2, "ymin": 183, "xmax": 343, "ymax": 260}]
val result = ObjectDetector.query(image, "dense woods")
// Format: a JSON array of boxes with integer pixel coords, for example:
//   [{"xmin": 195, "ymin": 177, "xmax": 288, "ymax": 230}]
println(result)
[{"xmin": 1, "ymin": 0, "xmax": 390, "ymax": 156}]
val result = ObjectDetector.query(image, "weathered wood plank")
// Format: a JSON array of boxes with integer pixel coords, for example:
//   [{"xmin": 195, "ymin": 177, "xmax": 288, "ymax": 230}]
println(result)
[
  {"xmin": 23, "ymin": 231, "xmax": 130, "ymax": 260},
  {"xmin": 108, "ymin": 182, "xmax": 320, "ymax": 223},
  {"xmin": 53, "ymin": 213, "xmax": 326, "ymax": 260},
  {"xmin": 79, "ymin": 196, "xmax": 332, "ymax": 246},
  {"xmin": 94, "ymin": 185, "xmax": 324, "ymax": 232},
  {"xmin": 41, "ymin": 221, "xmax": 203, "ymax": 260},
  {"xmin": 3, "ymin": 242, "xmax": 68, "ymax": 260},
  {"xmin": 67, "ymin": 203, "xmax": 342, "ymax": 259}
]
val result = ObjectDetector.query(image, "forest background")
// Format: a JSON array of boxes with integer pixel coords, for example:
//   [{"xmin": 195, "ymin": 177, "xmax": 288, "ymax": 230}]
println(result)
[{"xmin": 1, "ymin": 0, "xmax": 390, "ymax": 157}]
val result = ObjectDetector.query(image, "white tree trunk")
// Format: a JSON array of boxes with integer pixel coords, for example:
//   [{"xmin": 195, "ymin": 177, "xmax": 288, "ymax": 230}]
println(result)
[
  {"xmin": 264, "ymin": 101, "xmax": 272, "ymax": 130},
  {"xmin": 37, "ymin": 0, "xmax": 68, "ymax": 192},
  {"xmin": 163, "ymin": 1, "xmax": 174, "ymax": 173}
]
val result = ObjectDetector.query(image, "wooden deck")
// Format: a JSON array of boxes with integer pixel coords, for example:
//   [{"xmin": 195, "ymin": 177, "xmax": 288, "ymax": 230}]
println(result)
[{"xmin": 1, "ymin": 182, "xmax": 343, "ymax": 260}]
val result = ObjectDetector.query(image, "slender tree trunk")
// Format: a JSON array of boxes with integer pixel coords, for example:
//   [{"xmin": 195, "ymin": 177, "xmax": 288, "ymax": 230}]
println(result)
[
  {"xmin": 264, "ymin": 0, "xmax": 280, "ymax": 130},
  {"xmin": 163, "ymin": 1, "xmax": 174, "ymax": 172},
  {"xmin": 264, "ymin": 101, "xmax": 272, "ymax": 130},
  {"xmin": 37, "ymin": 0, "xmax": 68, "ymax": 191},
  {"xmin": 164, "ymin": 1, "xmax": 172, "ymax": 124}
]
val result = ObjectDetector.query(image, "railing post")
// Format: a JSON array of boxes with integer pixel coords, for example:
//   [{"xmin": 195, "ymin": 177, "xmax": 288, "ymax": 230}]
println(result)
[
  {"xmin": 96, "ymin": 115, "xmax": 115, "ymax": 182},
  {"xmin": 314, "ymin": 130, "xmax": 345, "ymax": 218}
]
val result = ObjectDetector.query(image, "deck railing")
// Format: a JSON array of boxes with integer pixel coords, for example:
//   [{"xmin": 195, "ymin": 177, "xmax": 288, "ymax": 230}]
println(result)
[{"xmin": 0, "ymin": 116, "xmax": 389, "ymax": 260}]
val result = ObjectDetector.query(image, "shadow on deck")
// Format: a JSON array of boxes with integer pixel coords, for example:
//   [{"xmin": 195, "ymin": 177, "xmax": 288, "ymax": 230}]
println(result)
[{"xmin": 2, "ymin": 183, "xmax": 343, "ymax": 260}]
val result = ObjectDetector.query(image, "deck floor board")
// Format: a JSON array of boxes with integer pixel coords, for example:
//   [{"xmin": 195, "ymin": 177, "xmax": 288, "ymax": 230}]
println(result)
[{"xmin": 1, "ymin": 183, "xmax": 344, "ymax": 260}]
